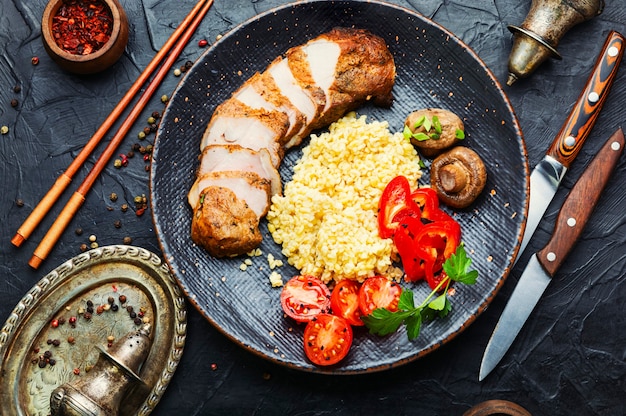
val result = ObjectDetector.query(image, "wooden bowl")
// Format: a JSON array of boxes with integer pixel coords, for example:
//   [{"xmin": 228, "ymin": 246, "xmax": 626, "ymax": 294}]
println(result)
[{"xmin": 41, "ymin": 0, "xmax": 129, "ymax": 74}]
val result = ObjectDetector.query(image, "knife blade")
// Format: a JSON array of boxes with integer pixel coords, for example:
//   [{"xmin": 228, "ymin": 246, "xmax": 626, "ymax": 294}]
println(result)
[
  {"xmin": 515, "ymin": 30, "xmax": 624, "ymax": 266},
  {"xmin": 479, "ymin": 128, "xmax": 625, "ymax": 381}
]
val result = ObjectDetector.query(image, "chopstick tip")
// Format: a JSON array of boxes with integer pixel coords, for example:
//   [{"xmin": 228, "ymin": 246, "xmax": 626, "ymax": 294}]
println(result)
[
  {"xmin": 11, "ymin": 233, "xmax": 25, "ymax": 247},
  {"xmin": 28, "ymin": 254, "xmax": 44, "ymax": 270}
]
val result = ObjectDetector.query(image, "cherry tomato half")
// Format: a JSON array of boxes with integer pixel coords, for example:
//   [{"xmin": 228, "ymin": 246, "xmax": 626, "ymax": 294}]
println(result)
[
  {"xmin": 280, "ymin": 275, "xmax": 331, "ymax": 323},
  {"xmin": 358, "ymin": 276, "xmax": 402, "ymax": 316},
  {"xmin": 330, "ymin": 279, "xmax": 364, "ymax": 326},
  {"xmin": 303, "ymin": 314, "xmax": 353, "ymax": 366}
]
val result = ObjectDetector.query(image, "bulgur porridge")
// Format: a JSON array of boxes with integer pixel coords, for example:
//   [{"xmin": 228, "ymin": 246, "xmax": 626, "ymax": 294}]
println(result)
[{"xmin": 267, "ymin": 112, "xmax": 422, "ymax": 284}]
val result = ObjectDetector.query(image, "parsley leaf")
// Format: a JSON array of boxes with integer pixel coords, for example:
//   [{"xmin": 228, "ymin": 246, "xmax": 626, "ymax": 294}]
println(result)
[{"xmin": 362, "ymin": 243, "xmax": 478, "ymax": 341}]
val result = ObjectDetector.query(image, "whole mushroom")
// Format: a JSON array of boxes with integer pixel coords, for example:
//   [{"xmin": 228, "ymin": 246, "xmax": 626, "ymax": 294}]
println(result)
[
  {"xmin": 404, "ymin": 108, "xmax": 465, "ymax": 158},
  {"xmin": 430, "ymin": 146, "xmax": 487, "ymax": 209}
]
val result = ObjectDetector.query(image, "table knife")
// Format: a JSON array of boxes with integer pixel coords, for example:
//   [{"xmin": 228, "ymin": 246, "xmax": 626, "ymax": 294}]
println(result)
[
  {"xmin": 479, "ymin": 128, "xmax": 625, "ymax": 381},
  {"xmin": 515, "ymin": 30, "xmax": 624, "ymax": 266}
]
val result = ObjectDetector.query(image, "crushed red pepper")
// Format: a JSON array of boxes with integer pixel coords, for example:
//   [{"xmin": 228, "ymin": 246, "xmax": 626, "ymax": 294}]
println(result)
[{"xmin": 52, "ymin": 0, "xmax": 113, "ymax": 55}]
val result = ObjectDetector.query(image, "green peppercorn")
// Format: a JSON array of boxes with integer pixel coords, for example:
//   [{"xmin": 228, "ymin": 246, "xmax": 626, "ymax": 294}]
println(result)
[
  {"xmin": 161, "ymin": 94, "xmax": 169, "ymax": 103},
  {"xmin": 1, "ymin": 126, "xmax": 9, "ymax": 135},
  {"xmin": 147, "ymin": 116, "xmax": 156, "ymax": 125},
  {"xmin": 109, "ymin": 192, "xmax": 118, "ymax": 202},
  {"xmin": 134, "ymin": 195, "xmax": 143, "ymax": 205},
  {"xmin": 114, "ymin": 159, "xmax": 122, "ymax": 168},
  {"xmin": 138, "ymin": 131, "xmax": 146, "ymax": 140}
]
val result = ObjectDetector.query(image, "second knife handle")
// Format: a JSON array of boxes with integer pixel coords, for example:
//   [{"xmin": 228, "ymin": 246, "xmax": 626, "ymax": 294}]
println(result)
[
  {"xmin": 546, "ymin": 31, "xmax": 624, "ymax": 168},
  {"xmin": 538, "ymin": 128, "xmax": 625, "ymax": 276}
]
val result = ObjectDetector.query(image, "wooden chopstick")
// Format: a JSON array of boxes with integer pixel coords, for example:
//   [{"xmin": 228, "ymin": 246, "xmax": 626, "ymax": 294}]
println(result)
[
  {"xmin": 28, "ymin": 0, "xmax": 215, "ymax": 269},
  {"xmin": 11, "ymin": 0, "xmax": 210, "ymax": 248}
]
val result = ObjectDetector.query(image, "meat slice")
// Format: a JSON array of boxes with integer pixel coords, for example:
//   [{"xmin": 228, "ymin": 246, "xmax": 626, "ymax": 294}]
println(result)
[
  {"xmin": 191, "ymin": 186, "xmax": 262, "ymax": 257},
  {"xmin": 234, "ymin": 71, "xmax": 307, "ymax": 145},
  {"xmin": 267, "ymin": 57, "xmax": 325, "ymax": 148},
  {"xmin": 195, "ymin": 144, "xmax": 282, "ymax": 197},
  {"xmin": 288, "ymin": 27, "xmax": 395, "ymax": 128},
  {"xmin": 200, "ymin": 99, "xmax": 287, "ymax": 168},
  {"xmin": 188, "ymin": 171, "xmax": 271, "ymax": 218}
]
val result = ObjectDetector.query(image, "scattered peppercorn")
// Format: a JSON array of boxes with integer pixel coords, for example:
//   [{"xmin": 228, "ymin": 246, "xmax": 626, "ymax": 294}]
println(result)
[
  {"xmin": 111, "ymin": 304, "xmax": 119, "ymax": 312},
  {"xmin": 114, "ymin": 159, "xmax": 122, "ymax": 168},
  {"xmin": 15, "ymin": 198, "xmax": 24, "ymax": 207},
  {"xmin": 211, "ymin": 363, "xmax": 218, "ymax": 371},
  {"xmin": 134, "ymin": 317, "xmax": 142, "ymax": 325},
  {"xmin": 161, "ymin": 94, "xmax": 169, "ymax": 103},
  {"xmin": 75, "ymin": 227, "xmax": 83, "ymax": 235},
  {"xmin": 119, "ymin": 295, "xmax": 127, "ymax": 304},
  {"xmin": 13, "ymin": 85, "xmax": 21, "ymax": 93},
  {"xmin": 31, "ymin": 56, "xmax": 39, "ymax": 65},
  {"xmin": 152, "ymin": 111, "xmax": 161, "ymax": 119},
  {"xmin": 143, "ymin": 126, "xmax": 151, "ymax": 136},
  {"xmin": 185, "ymin": 60, "xmax": 193, "ymax": 69},
  {"xmin": 90, "ymin": 242, "xmax": 99, "ymax": 249},
  {"xmin": 10, "ymin": 99, "xmax": 18, "ymax": 108},
  {"xmin": 51, "ymin": 319, "xmax": 59, "ymax": 328},
  {"xmin": 123, "ymin": 236, "xmax": 132, "ymax": 244},
  {"xmin": 84, "ymin": 312, "xmax": 92, "ymax": 320},
  {"xmin": 69, "ymin": 316, "xmax": 77, "ymax": 326},
  {"xmin": 127, "ymin": 150, "xmax": 135, "ymax": 158},
  {"xmin": 52, "ymin": 339, "xmax": 61, "ymax": 347},
  {"xmin": 109, "ymin": 193, "xmax": 118, "ymax": 202},
  {"xmin": 113, "ymin": 220, "xmax": 122, "ymax": 228},
  {"xmin": 80, "ymin": 243, "xmax": 88, "ymax": 252},
  {"xmin": 173, "ymin": 68, "xmax": 182, "ymax": 77},
  {"xmin": 1, "ymin": 126, "xmax": 9, "ymax": 135},
  {"xmin": 147, "ymin": 116, "xmax": 156, "ymax": 125},
  {"xmin": 198, "ymin": 39, "xmax": 208, "ymax": 47},
  {"xmin": 121, "ymin": 204, "xmax": 129, "ymax": 212},
  {"xmin": 68, "ymin": 336, "xmax": 76, "ymax": 344},
  {"xmin": 73, "ymin": 368, "xmax": 80, "ymax": 375}
]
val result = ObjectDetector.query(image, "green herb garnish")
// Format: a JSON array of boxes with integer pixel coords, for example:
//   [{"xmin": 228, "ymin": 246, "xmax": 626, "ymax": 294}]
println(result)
[{"xmin": 361, "ymin": 244, "xmax": 478, "ymax": 341}]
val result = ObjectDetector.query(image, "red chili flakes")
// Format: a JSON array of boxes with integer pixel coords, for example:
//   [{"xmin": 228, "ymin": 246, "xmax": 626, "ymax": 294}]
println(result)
[{"xmin": 52, "ymin": 0, "xmax": 113, "ymax": 55}]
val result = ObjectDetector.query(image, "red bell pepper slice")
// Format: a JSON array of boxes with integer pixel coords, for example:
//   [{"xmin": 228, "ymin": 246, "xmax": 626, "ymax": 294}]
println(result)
[
  {"xmin": 393, "ymin": 216, "xmax": 425, "ymax": 282},
  {"xmin": 378, "ymin": 176, "xmax": 420, "ymax": 239},
  {"xmin": 410, "ymin": 187, "xmax": 455, "ymax": 223},
  {"xmin": 414, "ymin": 221, "xmax": 461, "ymax": 289}
]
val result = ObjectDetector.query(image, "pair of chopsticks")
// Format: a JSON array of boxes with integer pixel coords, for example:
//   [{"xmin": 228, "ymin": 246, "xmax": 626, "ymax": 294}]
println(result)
[{"xmin": 12, "ymin": 0, "xmax": 215, "ymax": 269}]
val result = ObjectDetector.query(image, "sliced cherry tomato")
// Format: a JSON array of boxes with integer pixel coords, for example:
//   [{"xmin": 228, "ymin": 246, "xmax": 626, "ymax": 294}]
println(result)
[
  {"xmin": 303, "ymin": 314, "xmax": 353, "ymax": 366},
  {"xmin": 378, "ymin": 176, "xmax": 420, "ymax": 239},
  {"xmin": 330, "ymin": 279, "xmax": 364, "ymax": 326},
  {"xmin": 358, "ymin": 276, "xmax": 402, "ymax": 315},
  {"xmin": 280, "ymin": 275, "xmax": 331, "ymax": 323}
]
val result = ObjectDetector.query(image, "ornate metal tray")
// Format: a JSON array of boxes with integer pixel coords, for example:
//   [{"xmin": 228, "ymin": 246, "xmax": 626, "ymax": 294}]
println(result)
[{"xmin": 0, "ymin": 245, "xmax": 186, "ymax": 415}]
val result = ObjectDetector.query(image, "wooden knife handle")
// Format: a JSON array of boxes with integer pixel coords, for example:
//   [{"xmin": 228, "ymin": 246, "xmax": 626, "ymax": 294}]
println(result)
[
  {"xmin": 538, "ymin": 128, "xmax": 625, "ymax": 276},
  {"xmin": 546, "ymin": 31, "xmax": 624, "ymax": 168}
]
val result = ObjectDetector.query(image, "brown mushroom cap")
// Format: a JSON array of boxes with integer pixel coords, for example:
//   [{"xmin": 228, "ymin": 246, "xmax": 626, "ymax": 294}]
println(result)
[
  {"xmin": 404, "ymin": 108, "xmax": 464, "ymax": 158},
  {"xmin": 430, "ymin": 146, "xmax": 487, "ymax": 209}
]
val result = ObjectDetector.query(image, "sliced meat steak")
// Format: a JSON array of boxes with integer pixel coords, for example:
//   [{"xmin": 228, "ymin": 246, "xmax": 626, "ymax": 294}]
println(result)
[{"xmin": 188, "ymin": 27, "xmax": 396, "ymax": 257}]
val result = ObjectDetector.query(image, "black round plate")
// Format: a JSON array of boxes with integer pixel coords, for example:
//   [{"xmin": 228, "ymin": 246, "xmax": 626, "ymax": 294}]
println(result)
[{"xmin": 150, "ymin": 0, "xmax": 528, "ymax": 374}]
